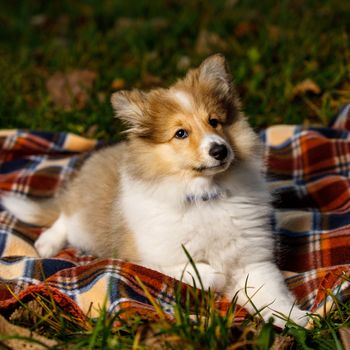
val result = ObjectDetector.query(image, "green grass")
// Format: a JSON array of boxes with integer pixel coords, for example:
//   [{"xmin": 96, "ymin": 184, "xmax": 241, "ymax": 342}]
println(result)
[
  {"xmin": 2, "ymin": 269, "xmax": 350, "ymax": 349},
  {"xmin": 1, "ymin": 0, "xmax": 350, "ymax": 140},
  {"xmin": 1, "ymin": 1, "xmax": 350, "ymax": 348}
]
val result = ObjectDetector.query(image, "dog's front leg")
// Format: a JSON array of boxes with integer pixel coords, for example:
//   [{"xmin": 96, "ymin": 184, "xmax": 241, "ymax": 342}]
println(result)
[
  {"xmin": 159, "ymin": 263, "xmax": 226, "ymax": 292},
  {"xmin": 35, "ymin": 214, "xmax": 68, "ymax": 257},
  {"xmin": 228, "ymin": 262, "xmax": 309, "ymax": 328}
]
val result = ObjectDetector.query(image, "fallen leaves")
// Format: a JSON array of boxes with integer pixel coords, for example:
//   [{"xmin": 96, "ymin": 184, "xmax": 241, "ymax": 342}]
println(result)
[
  {"xmin": 292, "ymin": 78, "xmax": 321, "ymax": 97},
  {"xmin": 110, "ymin": 78, "xmax": 125, "ymax": 90},
  {"xmin": 46, "ymin": 69, "xmax": 97, "ymax": 110},
  {"xmin": 0, "ymin": 314, "xmax": 56, "ymax": 349}
]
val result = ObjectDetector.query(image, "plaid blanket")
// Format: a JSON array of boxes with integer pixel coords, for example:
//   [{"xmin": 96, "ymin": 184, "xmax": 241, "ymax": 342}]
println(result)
[{"xmin": 1, "ymin": 104, "xmax": 350, "ymax": 325}]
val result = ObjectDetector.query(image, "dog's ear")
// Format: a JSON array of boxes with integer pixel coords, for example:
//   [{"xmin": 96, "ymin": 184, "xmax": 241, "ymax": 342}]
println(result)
[
  {"xmin": 111, "ymin": 90, "xmax": 150, "ymax": 135},
  {"xmin": 198, "ymin": 54, "xmax": 232, "ymax": 96},
  {"xmin": 197, "ymin": 54, "xmax": 242, "ymax": 124}
]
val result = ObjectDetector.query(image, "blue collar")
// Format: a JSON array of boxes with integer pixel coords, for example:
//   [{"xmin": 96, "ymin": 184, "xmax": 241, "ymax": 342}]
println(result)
[{"xmin": 186, "ymin": 190, "xmax": 226, "ymax": 203}]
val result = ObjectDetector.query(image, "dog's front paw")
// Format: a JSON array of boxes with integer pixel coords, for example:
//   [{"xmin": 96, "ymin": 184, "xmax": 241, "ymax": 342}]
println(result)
[
  {"xmin": 186, "ymin": 263, "xmax": 226, "ymax": 292},
  {"xmin": 34, "ymin": 229, "xmax": 63, "ymax": 258},
  {"xmin": 200, "ymin": 271, "xmax": 226, "ymax": 292},
  {"xmin": 269, "ymin": 306, "xmax": 310, "ymax": 329}
]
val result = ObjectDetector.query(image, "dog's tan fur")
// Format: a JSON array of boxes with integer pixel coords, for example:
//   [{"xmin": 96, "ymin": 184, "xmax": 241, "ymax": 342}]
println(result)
[
  {"xmin": 50, "ymin": 54, "xmax": 259, "ymax": 258},
  {"xmin": 61, "ymin": 144, "xmax": 139, "ymax": 259}
]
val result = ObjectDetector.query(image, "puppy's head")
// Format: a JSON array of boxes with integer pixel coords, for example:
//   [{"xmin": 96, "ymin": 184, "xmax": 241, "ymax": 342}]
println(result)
[{"xmin": 111, "ymin": 54, "xmax": 260, "ymax": 181}]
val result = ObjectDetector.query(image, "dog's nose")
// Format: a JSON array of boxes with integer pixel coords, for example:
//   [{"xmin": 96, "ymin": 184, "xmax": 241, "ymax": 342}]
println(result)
[{"xmin": 209, "ymin": 143, "xmax": 228, "ymax": 161}]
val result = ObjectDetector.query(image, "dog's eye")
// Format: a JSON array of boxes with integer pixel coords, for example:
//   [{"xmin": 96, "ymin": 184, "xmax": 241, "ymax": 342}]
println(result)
[
  {"xmin": 209, "ymin": 118, "xmax": 219, "ymax": 128},
  {"xmin": 175, "ymin": 129, "xmax": 188, "ymax": 139}
]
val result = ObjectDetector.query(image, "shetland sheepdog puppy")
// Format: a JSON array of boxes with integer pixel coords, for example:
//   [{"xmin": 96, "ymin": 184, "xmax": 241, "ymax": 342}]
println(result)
[{"xmin": 2, "ymin": 54, "xmax": 308, "ymax": 327}]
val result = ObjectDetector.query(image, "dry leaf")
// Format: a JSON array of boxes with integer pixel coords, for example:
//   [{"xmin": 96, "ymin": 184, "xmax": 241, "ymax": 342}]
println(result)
[
  {"xmin": 0, "ymin": 314, "xmax": 56, "ymax": 349},
  {"xmin": 46, "ymin": 69, "xmax": 97, "ymax": 110},
  {"xmin": 111, "ymin": 78, "xmax": 125, "ymax": 90},
  {"xmin": 292, "ymin": 78, "xmax": 321, "ymax": 97},
  {"xmin": 235, "ymin": 21, "xmax": 257, "ymax": 38}
]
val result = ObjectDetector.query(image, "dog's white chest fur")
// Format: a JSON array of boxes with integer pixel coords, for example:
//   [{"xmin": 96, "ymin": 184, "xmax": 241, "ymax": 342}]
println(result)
[
  {"xmin": 120, "ymin": 161, "xmax": 271, "ymax": 276},
  {"xmin": 122, "ymin": 186, "xmax": 237, "ymax": 266}
]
